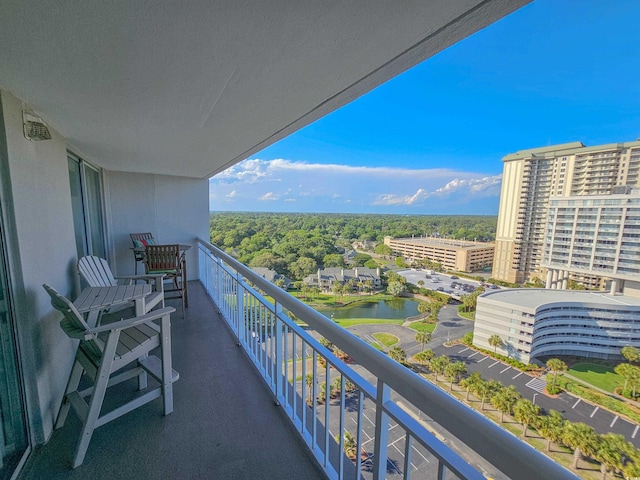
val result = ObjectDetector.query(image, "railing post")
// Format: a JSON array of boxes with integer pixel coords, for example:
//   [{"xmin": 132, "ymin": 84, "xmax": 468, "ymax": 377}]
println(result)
[
  {"xmin": 236, "ymin": 270, "xmax": 244, "ymax": 340},
  {"xmin": 214, "ymin": 256, "xmax": 222, "ymax": 310},
  {"xmin": 373, "ymin": 379, "xmax": 390, "ymax": 480},
  {"xmin": 274, "ymin": 302, "xmax": 283, "ymax": 403}
]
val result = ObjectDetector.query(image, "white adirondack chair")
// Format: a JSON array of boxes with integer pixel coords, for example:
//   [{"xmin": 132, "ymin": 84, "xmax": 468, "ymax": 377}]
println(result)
[
  {"xmin": 43, "ymin": 284, "xmax": 179, "ymax": 468},
  {"xmin": 78, "ymin": 256, "xmax": 165, "ymax": 315}
]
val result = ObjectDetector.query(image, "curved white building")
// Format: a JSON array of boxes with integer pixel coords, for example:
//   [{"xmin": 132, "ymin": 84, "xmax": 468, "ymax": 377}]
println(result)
[{"xmin": 474, "ymin": 289, "xmax": 640, "ymax": 364}]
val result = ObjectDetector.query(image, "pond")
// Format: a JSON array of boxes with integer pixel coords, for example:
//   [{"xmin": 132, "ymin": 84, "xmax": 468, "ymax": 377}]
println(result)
[{"xmin": 317, "ymin": 298, "xmax": 420, "ymax": 320}]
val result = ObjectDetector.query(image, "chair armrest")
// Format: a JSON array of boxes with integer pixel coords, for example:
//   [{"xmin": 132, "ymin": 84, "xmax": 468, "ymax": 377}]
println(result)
[
  {"xmin": 88, "ymin": 307, "xmax": 176, "ymax": 334},
  {"xmin": 116, "ymin": 274, "xmax": 166, "ymax": 282}
]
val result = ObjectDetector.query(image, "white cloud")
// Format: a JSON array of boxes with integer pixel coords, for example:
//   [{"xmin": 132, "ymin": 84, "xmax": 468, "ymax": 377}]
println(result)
[
  {"xmin": 259, "ymin": 192, "xmax": 279, "ymax": 201},
  {"xmin": 210, "ymin": 158, "xmax": 502, "ymax": 213}
]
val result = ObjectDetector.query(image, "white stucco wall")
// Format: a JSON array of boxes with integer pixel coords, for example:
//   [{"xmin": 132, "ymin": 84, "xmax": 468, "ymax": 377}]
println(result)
[
  {"xmin": 106, "ymin": 171, "xmax": 209, "ymax": 279},
  {"xmin": 0, "ymin": 91, "xmax": 79, "ymax": 443}
]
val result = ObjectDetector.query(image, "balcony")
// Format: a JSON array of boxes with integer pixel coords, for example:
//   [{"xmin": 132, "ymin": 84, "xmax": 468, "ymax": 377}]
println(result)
[
  {"xmin": 23, "ymin": 241, "xmax": 575, "ymax": 480},
  {"xmin": 21, "ymin": 282, "xmax": 326, "ymax": 480}
]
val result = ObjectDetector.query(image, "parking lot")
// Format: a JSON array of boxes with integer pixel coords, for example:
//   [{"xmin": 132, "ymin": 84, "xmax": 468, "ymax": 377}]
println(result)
[
  {"xmin": 396, "ymin": 269, "xmax": 497, "ymax": 298},
  {"xmin": 432, "ymin": 344, "xmax": 640, "ymax": 448}
]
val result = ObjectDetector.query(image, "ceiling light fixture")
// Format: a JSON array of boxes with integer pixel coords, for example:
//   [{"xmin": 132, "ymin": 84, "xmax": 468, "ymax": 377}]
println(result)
[{"xmin": 23, "ymin": 111, "xmax": 52, "ymax": 141}]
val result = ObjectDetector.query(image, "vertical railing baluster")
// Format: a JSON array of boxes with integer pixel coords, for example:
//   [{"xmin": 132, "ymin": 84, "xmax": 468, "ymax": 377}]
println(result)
[
  {"xmin": 275, "ymin": 302, "xmax": 283, "ymax": 402},
  {"xmin": 355, "ymin": 390, "xmax": 364, "ymax": 475},
  {"xmin": 324, "ymin": 358, "xmax": 331, "ymax": 467},
  {"xmin": 338, "ymin": 375, "xmax": 345, "ymax": 480},
  {"xmin": 404, "ymin": 434, "xmax": 413, "ymax": 480},
  {"xmin": 283, "ymin": 320, "xmax": 289, "ymax": 407},
  {"xmin": 373, "ymin": 380, "xmax": 390, "ymax": 480},
  {"xmin": 235, "ymin": 271, "xmax": 244, "ymax": 338},
  {"xmin": 301, "ymin": 340, "xmax": 307, "ymax": 438},
  {"xmin": 292, "ymin": 329, "xmax": 297, "ymax": 421},
  {"xmin": 312, "ymin": 350, "xmax": 318, "ymax": 449}
]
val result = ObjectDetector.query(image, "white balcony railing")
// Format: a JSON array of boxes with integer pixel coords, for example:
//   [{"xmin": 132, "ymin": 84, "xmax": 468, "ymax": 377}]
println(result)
[{"xmin": 197, "ymin": 239, "xmax": 577, "ymax": 480}]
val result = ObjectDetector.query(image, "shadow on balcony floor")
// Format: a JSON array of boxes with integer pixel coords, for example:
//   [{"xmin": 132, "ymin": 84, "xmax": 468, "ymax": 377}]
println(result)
[{"xmin": 21, "ymin": 281, "xmax": 326, "ymax": 480}]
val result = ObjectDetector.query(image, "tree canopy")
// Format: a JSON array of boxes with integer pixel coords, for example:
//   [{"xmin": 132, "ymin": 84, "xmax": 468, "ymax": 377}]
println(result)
[{"xmin": 210, "ymin": 212, "xmax": 497, "ymax": 279}]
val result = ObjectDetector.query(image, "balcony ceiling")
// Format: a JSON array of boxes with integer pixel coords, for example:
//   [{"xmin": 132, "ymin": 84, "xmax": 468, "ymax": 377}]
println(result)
[{"xmin": 0, "ymin": 0, "xmax": 527, "ymax": 179}]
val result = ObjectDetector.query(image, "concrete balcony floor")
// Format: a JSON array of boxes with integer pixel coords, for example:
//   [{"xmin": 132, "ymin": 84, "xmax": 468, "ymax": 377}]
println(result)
[{"xmin": 21, "ymin": 282, "xmax": 326, "ymax": 480}]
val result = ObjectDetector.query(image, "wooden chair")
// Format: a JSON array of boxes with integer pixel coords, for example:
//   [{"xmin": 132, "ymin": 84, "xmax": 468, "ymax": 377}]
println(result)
[
  {"xmin": 130, "ymin": 233, "xmax": 156, "ymax": 274},
  {"xmin": 42, "ymin": 284, "xmax": 178, "ymax": 468},
  {"xmin": 78, "ymin": 256, "xmax": 165, "ymax": 316},
  {"xmin": 144, "ymin": 244, "xmax": 187, "ymax": 314}
]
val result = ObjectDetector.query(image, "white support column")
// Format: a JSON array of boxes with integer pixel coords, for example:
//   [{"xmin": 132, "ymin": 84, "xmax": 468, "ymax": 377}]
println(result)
[
  {"xmin": 561, "ymin": 271, "xmax": 568, "ymax": 290},
  {"xmin": 610, "ymin": 279, "xmax": 620, "ymax": 295},
  {"xmin": 546, "ymin": 270, "xmax": 553, "ymax": 289},
  {"xmin": 551, "ymin": 269, "xmax": 559, "ymax": 289}
]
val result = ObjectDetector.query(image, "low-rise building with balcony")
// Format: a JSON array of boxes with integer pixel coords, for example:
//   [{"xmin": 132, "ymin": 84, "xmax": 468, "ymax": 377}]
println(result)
[
  {"xmin": 384, "ymin": 236, "xmax": 494, "ymax": 272},
  {"xmin": 304, "ymin": 267, "xmax": 381, "ymax": 293},
  {"xmin": 474, "ymin": 289, "xmax": 640, "ymax": 364}
]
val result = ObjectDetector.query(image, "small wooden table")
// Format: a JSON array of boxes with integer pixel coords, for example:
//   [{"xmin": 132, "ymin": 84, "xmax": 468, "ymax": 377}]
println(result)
[{"xmin": 74, "ymin": 284, "xmax": 152, "ymax": 326}]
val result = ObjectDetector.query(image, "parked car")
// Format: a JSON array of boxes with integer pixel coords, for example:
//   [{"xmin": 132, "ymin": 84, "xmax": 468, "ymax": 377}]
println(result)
[{"xmin": 450, "ymin": 275, "xmax": 459, "ymax": 279}]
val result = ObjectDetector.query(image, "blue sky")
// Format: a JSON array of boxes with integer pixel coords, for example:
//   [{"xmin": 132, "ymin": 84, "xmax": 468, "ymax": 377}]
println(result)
[{"xmin": 210, "ymin": 0, "xmax": 640, "ymax": 215}]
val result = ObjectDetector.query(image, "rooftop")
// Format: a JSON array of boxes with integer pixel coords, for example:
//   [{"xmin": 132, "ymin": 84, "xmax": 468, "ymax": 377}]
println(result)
[
  {"xmin": 387, "ymin": 236, "xmax": 494, "ymax": 250},
  {"xmin": 480, "ymin": 288, "xmax": 640, "ymax": 310},
  {"xmin": 502, "ymin": 140, "xmax": 640, "ymax": 162}
]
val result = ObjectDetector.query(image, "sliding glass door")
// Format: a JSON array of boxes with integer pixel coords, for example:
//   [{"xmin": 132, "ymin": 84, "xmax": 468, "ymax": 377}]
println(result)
[
  {"xmin": 0, "ymin": 200, "xmax": 28, "ymax": 479},
  {"xmin": 68, "ymin": 154, "xmax": 106, "ymax": 259}
]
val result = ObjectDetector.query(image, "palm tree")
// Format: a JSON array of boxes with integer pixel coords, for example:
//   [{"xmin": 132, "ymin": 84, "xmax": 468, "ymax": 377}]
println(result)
[
  {"xmin": 318, "ymin": 382, "xmax": 328, "ymax": 404},
  {"xmin": 487, "ymin": 334, "xmax": 504, "ymax": 355},
  {"xmin": 332, "ymin": 377, "xmax": 342, "ymax": 398},
  {"xmin": 624, "ymin": 450, "xmax": 640, "ymax": 480},
  {"xmin": 595, "ymin": 433, "xmax": 631, "ymax": 480},
  {"xmin": 430, "ymin": 355, "xmax": 450, "ymax": 382},
  {"xmin": 414, "ymin": 349, "xmax": 434, "ymax": 370},
  {"xmin": 417, "ymin": 301, "xmax": 431, "ymax": 316},
  {"xmin": 628, "ymin": 365, "xmax": 640, "ymax": 398},
  {"xmin": 335, "ymin": 430, "xmax": 357, "ymax": 459},
  {"xmin": 319, "ymin": 336, "xmax": 334, "ymax": 351},
  {"xmin": 562, "ymin": 421, "xmax": 599, "ymax": 470},
  {"xmin": 513, "ymin": 399, "xmax": 540, "ymax": 437},
  {"xmin": 444, "ymin": 361, "xmax": 467, "ymax": 390},
  {"xmin": 491, "ymin": 385, "xmax": 521, "ymax": 423},
  {"xmin": 536, "ymin": 410, "xmax": 564, "ymax": 452},
  {"xmin": 305, "ymin": 374, "xmax": 314, "ymax": 404},
  {"xmin": 621, "ymin": 345, "xmax": 640, "ymax": 364},
  {"xmin": 460, "ymin": 372, "xmax": 482, "ymax": 401},
  {"xmin": 614, "ymin": 362, "xmax": 636, "ymax": 393},
  {"xmin": 389, "ymin": 346, "xmax": 407, "ymax": 364},
  {"xmin": 332, "ymin": 281, "xmax": 342, "ymax": 302},
  {"xmin": 474, "ymin": 378, "xmax": 501, "ymax": 411},
  {"xmin": 546, "ymin": 358, "xmax": 567, "ymax": 392},
  {"xmin": 415, "ymin": 331, "xmax": 432, "ymax": 351}
]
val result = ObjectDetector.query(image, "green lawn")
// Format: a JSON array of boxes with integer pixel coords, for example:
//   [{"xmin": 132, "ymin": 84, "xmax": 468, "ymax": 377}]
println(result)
[
  {"xmin": 333, "ymin": 318, "xmax": 403, "ymax": 328},
  {"xmin": 372, "ymin": 332, "xmax": 399, "ymax": 347},
  {"xmin": 568, "ymin": 363, "xmax": 622, "ymax": 393},
  {"xmin": 407, "ymin": 322, "xmax": 436, "ymax": 333}
]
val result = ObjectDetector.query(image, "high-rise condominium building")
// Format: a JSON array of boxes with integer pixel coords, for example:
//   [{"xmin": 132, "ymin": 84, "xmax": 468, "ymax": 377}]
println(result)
[
  {"xmin": 492, "ymin": 140, "xmax": 640, "ymax": 285},
  {"xmin": 541, "ymin": 187, "xmax": 640, "ymax": 296}
]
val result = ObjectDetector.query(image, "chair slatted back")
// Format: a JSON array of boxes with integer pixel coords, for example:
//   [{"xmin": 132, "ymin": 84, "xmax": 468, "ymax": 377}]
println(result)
[
  {"xmin": 145, "ymin": 244, "xmax": 181, "ymax": 273},
  {"xmin": 78, "ymin": 256, "xmax": 117, "ymax": 287},
  {"xmin": 42, "ymin": 284, "xmax": 104, "ymax": 360},
  {"xmin": 130, "ymin": 232, "xmax": 156, "ymax": 248}
]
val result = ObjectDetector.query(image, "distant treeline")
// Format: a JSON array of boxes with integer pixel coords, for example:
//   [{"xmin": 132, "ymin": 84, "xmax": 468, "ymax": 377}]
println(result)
[{"xmin": 209, "ymin": 212, "xmax": 496, "ymax": 279}]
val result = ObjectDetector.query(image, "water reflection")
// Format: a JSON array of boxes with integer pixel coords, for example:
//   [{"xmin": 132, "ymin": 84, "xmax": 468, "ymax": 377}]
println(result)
[{"xmin": 317, "ymin": 298, "xmax": 419, "ymax": 320}]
